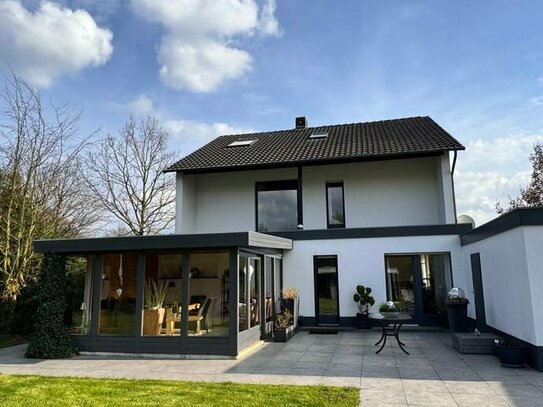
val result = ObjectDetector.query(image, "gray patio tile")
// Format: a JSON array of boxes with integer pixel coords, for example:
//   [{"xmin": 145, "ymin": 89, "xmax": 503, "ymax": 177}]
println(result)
[
  {"xmin": 320, "ymin": 375, "xmax": 361, "ymax": 387},
  {"xmin": 298, "ymin": 352, "xmax": 333, "ymax": 363},
  {"xmin": 481, "ymin": 374, "xmax": 531, "ymax": 385},
  {"xmin": 359, "ymin": 389, "xmax": 407, "ymax": 406},
  {"xmin": 307, "ymin": 344, "xmax": 337, "ymax": 353},
  {"xmin": 505, "ymin": 396, "xmax": 543, "ymax": 407},
  {"xmin": 404, "ymin": 391, "xmax": 458, "ymax": 406},
  {"xmin": 443, "ymin": 380, "xmax": 495, "ymax": 394},
  {"xmin": 398, "ymin": 366, "xmax": 440, "ymax": 380},
  {"xmin": 335, "ymin": 345, "xmax": 365, "ymax": 354},
  {"xmin": 331, "ymin": 353, "xmax": 364, "ymax": 365},
  {"xmin": 360, "ymin": 377, "xmax": 403, "ymax": 390},
  {"xmin": 395, "ymin": 356, "xmax": 432, "ymax": 367},
  {"xmin": 487, "ymin": 382, "xmax": 543, "ymax": 397},
  {"xmin": 402, "ymin": 378, "xmax": 449, "ymax": 393},
  {"xmin": 362, "ymin": 365, "xmax": 400, "ymax": 379},
  {"xmin": 292, "ymin": 361, "xmax": 327, "ymax": 376},
  {"xmin": 324, "ymin": 363, "xmax": 362, "ymax": 377},
  {"xmin": 363, "ymin": 355, "xmax": 397, "ymax": 366},
  {"xmin": 452, "ymin": 393, "xmax": 510, "ymax": 406}
]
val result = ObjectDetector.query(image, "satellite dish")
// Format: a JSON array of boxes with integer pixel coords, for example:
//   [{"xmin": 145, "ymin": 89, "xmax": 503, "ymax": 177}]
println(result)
[{"xmin": 457, "ymin": 214, "xmax": 475, "ymax": 227}]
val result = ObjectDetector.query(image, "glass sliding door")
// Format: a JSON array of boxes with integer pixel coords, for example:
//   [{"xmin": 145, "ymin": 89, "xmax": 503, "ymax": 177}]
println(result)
[
  {"xmin": 314, "ymin": 255, "xmax": 340, "ymax": 325},
  {"xmin": 420, "ymin": 254, "xmax": 452, "ymax": 319},
  {"xmin": 385, "ymin": 256, "xmax": 416, "ymax": 316},
  {"xmin": 238, "ymin": 256, "xmax": 261, "ymax": 332},
  {"xmin": 385, "ymin": 253, "xmax": 453, "ymax": 325}
]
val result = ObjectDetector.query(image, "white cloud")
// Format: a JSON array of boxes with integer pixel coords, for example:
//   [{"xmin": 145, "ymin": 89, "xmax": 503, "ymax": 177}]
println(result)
[
  {"xmin": 0, "ymin": 0, "xmax": 113, "ymax": 87},
  {"xmin": 129, "ymin": 94, "xmax": 155, "ymax": 116},
  {"xmin": 126, "ymin": 94, "xmax": 253, "ymax": 155},
  {"xmin": 259, "ymin": 0, "xmax": 281, "ymax": 37},
  {"xmin": 455, "ymin": 133, "xmax": 543, "ymax": 225},
  {"xmin": 164, "ymin": 119, "xmax": 253, "ymax": 155},
  {"xmin": 130, "ymin": 0, "xmax": 280, "ymax": 92},
  {"xmin": 531, "ymin": 96, "xmax": 543, "ymax": 106},
  {"xmin": 157, "ymin": 37, "xmax": 252, "ymax": 93}
]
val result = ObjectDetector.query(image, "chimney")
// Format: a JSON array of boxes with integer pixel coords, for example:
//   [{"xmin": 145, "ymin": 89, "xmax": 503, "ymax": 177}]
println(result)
[{"xmin": 295, "ymin": 116, "xmax": 308, "ymax": 129}]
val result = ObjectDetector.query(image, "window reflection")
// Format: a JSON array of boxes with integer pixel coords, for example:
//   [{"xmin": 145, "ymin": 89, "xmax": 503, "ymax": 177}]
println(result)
[
  {"xmin": 326, "ymin": 182, "xmax": 345, "ymax": 227},
  {"xmin": 256, "ymin": 181, "xmax": 298, "ymax": 232},
  {"xmin": 187, "ymin": 251, "xmax": 229, "ymax": 337},
  {"xmin": 66, "ymin": 256, "xmax": 92, "ymax": 335},
  {"xmin": 99, "ymin": 254, "xmax": 137, "ymax": 335},
  {"xmin": 143, "ymin": 253, "xmax": 182, "ymax": 337}
]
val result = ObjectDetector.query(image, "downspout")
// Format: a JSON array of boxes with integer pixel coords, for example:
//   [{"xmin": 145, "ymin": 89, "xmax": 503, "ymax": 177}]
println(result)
[
  {"xmin": 451, "ymin": 151, "xmax": 459, "ymax": 223},
  {"xmin": 297, "ymin": 166, "xmax": 303, "ymax": 228}
]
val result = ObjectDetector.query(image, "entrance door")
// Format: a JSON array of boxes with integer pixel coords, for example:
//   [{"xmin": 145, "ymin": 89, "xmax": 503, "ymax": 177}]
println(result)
[
  {"xmin": 314, "ymin": 256, "xmax": 340, "ymax": 325},
  {"xmin": 385, "ymin": 254, "xmax": 452, "ymax": 325}
]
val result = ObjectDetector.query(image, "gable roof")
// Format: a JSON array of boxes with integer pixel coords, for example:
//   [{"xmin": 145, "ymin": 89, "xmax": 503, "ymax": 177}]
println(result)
[{"xmin": 165, "ymin": 116, "xmax": 464, "ymax": 174}]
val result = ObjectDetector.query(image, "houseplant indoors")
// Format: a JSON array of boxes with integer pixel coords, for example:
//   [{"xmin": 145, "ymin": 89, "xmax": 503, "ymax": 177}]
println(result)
[
  {"xmin": 274, "ymin": 309, "xmax": 294, "ymax": 342},
  {"xmin": 353, "ymin": 285, "xmax": 375, "ymax": 329},
  {"xmin": 143, "ymin": 280, "xmax": 168, "ymax": 336}
]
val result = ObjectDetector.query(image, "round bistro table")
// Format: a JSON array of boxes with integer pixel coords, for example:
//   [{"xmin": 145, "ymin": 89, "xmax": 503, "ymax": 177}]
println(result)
[{"xmin": 369, "ymin": 312, "xmax": 413, "ymax": 355}]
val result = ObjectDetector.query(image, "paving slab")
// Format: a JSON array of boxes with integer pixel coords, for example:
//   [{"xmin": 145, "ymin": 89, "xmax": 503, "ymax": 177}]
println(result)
[{"xmin": 1, "ymin": 331, "xmax": 542, "ymax": 407}]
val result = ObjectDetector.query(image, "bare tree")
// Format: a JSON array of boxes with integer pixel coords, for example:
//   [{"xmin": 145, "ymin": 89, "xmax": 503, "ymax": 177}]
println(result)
[
  {"xmin": 496, "ymin": 143, "xmax": 543, "ymax": 214},
  {"xmin": 84, "ymin": 115, "xmax": 176, "ymax": 236},
  {"xmin": 0, "ymin": 74, "xmax": 99, "ymax": 299}
]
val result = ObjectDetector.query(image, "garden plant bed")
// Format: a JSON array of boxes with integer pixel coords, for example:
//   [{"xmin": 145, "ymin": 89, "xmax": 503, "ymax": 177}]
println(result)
[{"xmin": 0, "ymin": 374, "xmax": 359, "ymax": 407}]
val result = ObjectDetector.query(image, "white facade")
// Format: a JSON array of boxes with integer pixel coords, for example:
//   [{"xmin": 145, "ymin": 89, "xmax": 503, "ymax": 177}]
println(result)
[
  {"xmin": 175, "ymin": 154, "xmax": 455, "ymax": 234},
  {"xmin": 462, "ymin": 226, "xmax": 543, "ymax": 346},
  {"xmin": 282, "ymin": 235, "xmax": 464, "ymax": 319}
]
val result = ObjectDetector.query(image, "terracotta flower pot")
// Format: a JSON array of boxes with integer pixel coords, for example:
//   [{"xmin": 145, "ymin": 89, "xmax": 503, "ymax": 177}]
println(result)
[{"xmin": 143, "ymin": 308, "xmax": 165, "ymax": 336}]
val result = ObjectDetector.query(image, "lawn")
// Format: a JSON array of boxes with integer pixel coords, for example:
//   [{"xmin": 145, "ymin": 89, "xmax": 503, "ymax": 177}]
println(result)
[{"xmin": 0, "ymin": 374, "xmax": 359, "ymax": 407}]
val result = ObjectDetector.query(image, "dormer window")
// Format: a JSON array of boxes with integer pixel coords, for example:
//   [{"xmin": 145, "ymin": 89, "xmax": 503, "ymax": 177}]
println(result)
[
  {"xmin": 308, "ymin": 131, "xmax": 327, "ymax": 139},
  {"xmin": 227, "ymin": 139, "xmax": 257, "ymax": 147}
]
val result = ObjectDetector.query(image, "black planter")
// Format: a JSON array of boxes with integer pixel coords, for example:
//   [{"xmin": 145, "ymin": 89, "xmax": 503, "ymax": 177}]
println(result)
[
  {"xmin": 274, "ymin": 325, "xmax": 295, "ymax": 342},
  {"xmin": 280, "ymin": 298, "xmax": 300, "ymax": 330},
  {"xmin": 356, "ymin": 313, "xmax": 372, "ymax": 329},
  {"xmin": 496, "ymin": 344, "xmax": 524, "ymax": 368},
  {"xmin": 446, "ymin": 302, "xmax": 468, "ymax": 332}
]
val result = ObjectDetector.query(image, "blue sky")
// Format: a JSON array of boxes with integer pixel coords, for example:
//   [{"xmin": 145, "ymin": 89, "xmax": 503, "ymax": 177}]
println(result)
[{"xmin": 1, "ymin": 0, "xmax": 543, "ymax": 224}]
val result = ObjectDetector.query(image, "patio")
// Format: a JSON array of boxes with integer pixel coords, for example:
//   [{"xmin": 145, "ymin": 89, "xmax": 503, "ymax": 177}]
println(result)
[{"xmin": 1, "ymin": 331, "xmax": 542, "ymax": 406}]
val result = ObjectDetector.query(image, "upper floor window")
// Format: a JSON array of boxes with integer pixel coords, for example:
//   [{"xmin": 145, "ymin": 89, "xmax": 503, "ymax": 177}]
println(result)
[
  {"xmin": 326, "ymin": 181, "xmax": 345, "ymax": 228},
  {"xmin": 256, "ymin": 180, "xmax": 298, "ymax": 232}
]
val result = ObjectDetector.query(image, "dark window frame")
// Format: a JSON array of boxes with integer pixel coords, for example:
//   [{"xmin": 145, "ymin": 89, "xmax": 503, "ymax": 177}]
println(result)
[
  {"xmin": 313, "ymin": 254, "xmax": 340, "ymax": 326},
  {"xmin": 325, "ymin": 181, "xmax": 346, "ymax": 229},
  {"xmin": 255, "ymin": 179, "xmax": 299, "ymax": 232}
]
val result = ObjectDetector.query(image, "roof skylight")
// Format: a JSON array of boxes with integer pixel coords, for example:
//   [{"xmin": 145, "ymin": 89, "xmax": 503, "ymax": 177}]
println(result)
[
  {"xmin": 309, "ymin": 131, "xmax": 328, "ymax": 139},
  {"xmin": 227, "ymin": 139, "xmax": 257, "ymax": 147}
]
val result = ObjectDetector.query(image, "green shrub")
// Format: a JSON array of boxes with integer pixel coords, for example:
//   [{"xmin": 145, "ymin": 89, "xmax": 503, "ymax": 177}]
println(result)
[{"xmin": 25, "ymin": 253, "xmax": 76, "ymax": 358}]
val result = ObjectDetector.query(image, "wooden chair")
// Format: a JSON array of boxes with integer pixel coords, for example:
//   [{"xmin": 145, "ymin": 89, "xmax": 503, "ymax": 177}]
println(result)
[{"xmin": 189, "ymin": 298, "xmax": 212, "ymax": 334}]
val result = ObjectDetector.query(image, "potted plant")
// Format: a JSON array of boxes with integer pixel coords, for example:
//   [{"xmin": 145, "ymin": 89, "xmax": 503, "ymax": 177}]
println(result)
[
  {"xmin": 495, "ymin": 337, "xmax": 524, "ymax": 368},
  {"xmin": 379, "ymin": 301, "xmax": 400, "ymax": 318},
  {"xmin": 143, "ymin": 280, "xmax": 168, "ymax": 336},
  {"xmin": 353, "ymin": 285, "xmax": 375, "ymax": 329},
  {"xmin": 280, "ymin": 287, "xmax": 300, "ymax": 329},
  {"xmin": 446, "ymin": 288, "xmax": 469, "ymax": 332},
  {"xmin": 274, "ymin": 309, "xmax": 294, "ymax": 342}
]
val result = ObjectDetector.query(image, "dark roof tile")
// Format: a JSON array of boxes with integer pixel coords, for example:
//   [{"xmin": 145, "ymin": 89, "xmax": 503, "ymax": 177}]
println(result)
[{"xmin": 165, "ymin": 116, "xmax": 464, "ymax": 173}]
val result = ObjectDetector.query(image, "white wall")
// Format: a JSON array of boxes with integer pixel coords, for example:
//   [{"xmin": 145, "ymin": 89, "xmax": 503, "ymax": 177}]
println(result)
[
  {"xmin": 176, "ymin": 155, "xmax": 453, "ymax": 233},
  {"xmin": 462, "ymin": 226, "xmax": 543, "ymax": 346},
  {"xmin": 302, "ymin": 157, "xmax": 445, "ymax": 229},
  {"xmin": 281, "ymin": 235, "xmax": 464, "ymax": 319}
]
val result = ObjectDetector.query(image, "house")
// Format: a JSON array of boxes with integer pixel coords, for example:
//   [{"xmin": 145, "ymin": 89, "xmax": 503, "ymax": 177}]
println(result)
[{"xmin": 34, "ymin": 116, "xmax": 543, "ymax": 370}]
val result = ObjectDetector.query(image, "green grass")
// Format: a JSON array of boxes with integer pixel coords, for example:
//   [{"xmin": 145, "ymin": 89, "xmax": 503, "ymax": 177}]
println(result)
[
  {"xmin": 0, "ymin": 335, "xmax": 24, "ymax": 349},
  {"xmin": 0, "ymin": 374, "xmax": 359, "ymax": 407}
]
